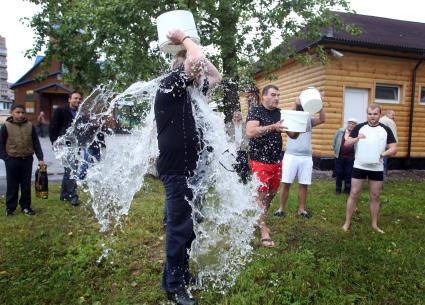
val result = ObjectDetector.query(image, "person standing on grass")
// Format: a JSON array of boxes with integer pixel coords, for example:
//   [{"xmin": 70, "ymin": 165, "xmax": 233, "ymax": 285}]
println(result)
[
  {"xmin": 0, "ymin": 104, "xmax": 44, "ymax": 216},
  {"xmin": 332, "ymin": 118, "xmax": 357, "ymax": 194},
  {"xmin": 154, "ymin": 28, "xmax": 221, "ymax": 305},
  {"xmin": 49, "ymin": 90, "xmax": 83, "ymax": 206},
  {"xmin": 246, "ymin": 85, "xmax": 299, "ymax": 248},
  {"xmin": 379, "ymin": 109, "xmax": 398, "ymax": 175},
  {"xmin": 274, "ymin": 98, "xmax": 326, "ymax": 219},
  {"xmin": 342, "ymin": 104, "xmax": 397, "ymax": 233}
]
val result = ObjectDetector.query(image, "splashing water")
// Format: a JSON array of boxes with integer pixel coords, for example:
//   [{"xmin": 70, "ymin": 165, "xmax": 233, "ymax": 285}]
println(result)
[{"xmin": 53, "ymin": 75, "xmax": 261, "ymax": 291}]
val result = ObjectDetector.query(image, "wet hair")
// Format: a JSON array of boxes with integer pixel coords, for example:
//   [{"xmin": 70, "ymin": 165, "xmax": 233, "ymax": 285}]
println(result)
[
  {"xmin": 262, "ymin": 85, "xmax": 279, "ymax": 96},
  {"xmin": 11, "ymin": 104, "xmax": 25, "ymax": 111},
  {"xmin": 171, "ymin": 50, "xmax": 187, "ymax": 70},
  {"xmin": 69, "ymin": 90, "xmax": 83, "ymax": 99},
  {"xmin": 367, "ymin": 103, "xmax": 381, "ymax": 114}
]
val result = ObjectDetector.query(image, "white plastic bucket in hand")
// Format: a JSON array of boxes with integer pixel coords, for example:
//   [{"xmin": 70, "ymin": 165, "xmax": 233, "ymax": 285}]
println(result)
[
  {"xmin": 156, "ymin": 10, "xmax": 200, "ymax": 54},
  {"xmin": 356, "ymin": 138, "xmax": 381, "ymax": 164},
  {"xmin": 299, "ymin": 87, "xmax": 323, "ymax": 113},
  {"xmin": 281, "ymin": 110, "xmax": 309, "ymax": 132}
]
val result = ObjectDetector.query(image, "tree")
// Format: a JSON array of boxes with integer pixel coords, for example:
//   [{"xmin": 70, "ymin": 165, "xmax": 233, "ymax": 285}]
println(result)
[{"xmin": 26, "ymin": 0, "xmax": 352, "ymax": 120}]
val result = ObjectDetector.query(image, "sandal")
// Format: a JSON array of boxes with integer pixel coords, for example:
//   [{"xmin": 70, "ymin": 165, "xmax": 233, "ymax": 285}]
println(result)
[{"xmin": 261, "ymin": 238, "xmax": 275, "ymax": 248}]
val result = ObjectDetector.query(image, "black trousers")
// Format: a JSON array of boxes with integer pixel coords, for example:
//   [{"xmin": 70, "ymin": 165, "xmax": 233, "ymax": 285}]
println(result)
[
  {"xmin": 335, "ymin": 156, "xmax": 354, "ymax": 193},
  {"xmin": 234, "ymin": 150, "xmax": 250, "ymax": 184},
  {"xmin": 5, "ymin": 156, "xmax": 33, "ymax": 211}
]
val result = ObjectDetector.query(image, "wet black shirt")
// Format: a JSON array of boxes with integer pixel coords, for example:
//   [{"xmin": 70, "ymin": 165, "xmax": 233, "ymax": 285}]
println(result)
[
  {"xmin": 247, "ymin": 105, "xmax": 282, "ymax": 163},
  {"xmin": 154, "ymin": 68, "xmax": 201, "ymax": 176}
]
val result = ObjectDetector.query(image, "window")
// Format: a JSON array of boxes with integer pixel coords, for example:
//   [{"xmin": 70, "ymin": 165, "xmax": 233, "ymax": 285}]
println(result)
[
  {"xmin": 25, "ymin": 90, "xmax": 35, "ymax": 101},
  {"xmin": 25, "ymin": 102, "xmax": 35, "ymax": 113},
  {"xmin": 420, "ymin": 86, "xmax": 425, "ymax": 105},
  {"xmin": 375, "ymin": 84, "xmax": 401, "ymax": 104}
]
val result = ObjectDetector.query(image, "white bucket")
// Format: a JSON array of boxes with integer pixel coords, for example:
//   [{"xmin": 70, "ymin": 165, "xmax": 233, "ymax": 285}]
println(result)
[
  {"xmin": 299, "ymin": 87, "xmax": 323, "ymax": 113},
  {"xmin": 156, "ymin": 10, "xmax": 200, "ymax": 54},
  {"xmin": 356, "ymin": 138, "xmax": 381, "ymax": 164},
  {"xmin": 281, "ymin": 110, "xmax": 309, "ymax": 132}
]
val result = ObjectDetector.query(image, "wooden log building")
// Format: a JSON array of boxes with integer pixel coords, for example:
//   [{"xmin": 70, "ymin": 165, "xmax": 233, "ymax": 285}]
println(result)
[
  {"xmin": 10, "ymin": 56, "xmax": 73, "ymax": 124},
  {"xmin": 242, "ymin": 12, "xmax": 425, "ymax": 170}
]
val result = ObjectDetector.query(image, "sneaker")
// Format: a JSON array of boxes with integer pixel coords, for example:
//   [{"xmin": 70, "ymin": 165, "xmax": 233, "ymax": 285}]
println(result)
[
  {"xmin": 274, "ymin": 210, "xmax": 285, "ymax": 217},
  {"xmin": 6, "ymin": 209, "xmax": 14, "ymax": 217},
  {"xmin": 298, "ymin": 210, "xmax": 311, "ymax": 219},
  {"xmin": 22, "ymin": 208, "xmax": 36, "ymax": 216},
  {"xmin": 166, "ymin": 288, "xmax": 198, "ymax": 305}
]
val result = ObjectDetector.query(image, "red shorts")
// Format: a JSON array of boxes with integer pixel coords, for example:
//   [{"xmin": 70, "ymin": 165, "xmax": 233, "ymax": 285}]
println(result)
[{"xmin": 249, "ymin": 160, "xmax": 282, "ymax": 192}]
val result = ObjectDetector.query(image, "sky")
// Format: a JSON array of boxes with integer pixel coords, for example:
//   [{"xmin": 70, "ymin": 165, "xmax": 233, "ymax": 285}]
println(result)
[{"xmin": 1, "ymin": 0, "xmax": 424, "ymax": 84}]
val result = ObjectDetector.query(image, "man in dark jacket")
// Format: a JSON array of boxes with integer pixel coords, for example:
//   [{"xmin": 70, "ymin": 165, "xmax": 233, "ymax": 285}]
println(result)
[
  {"xmin": 49, "ymin": 90, "xmax": 83, "ymax": 206},
  {"xmin": 0, "ymin": 104, "xmax": 44, "ymax": 216}
]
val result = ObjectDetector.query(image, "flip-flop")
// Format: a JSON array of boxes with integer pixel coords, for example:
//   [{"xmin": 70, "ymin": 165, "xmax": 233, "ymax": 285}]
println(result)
[{"xmin": 261, "ymin": 238, "xmax": 275, "ymax": 248}]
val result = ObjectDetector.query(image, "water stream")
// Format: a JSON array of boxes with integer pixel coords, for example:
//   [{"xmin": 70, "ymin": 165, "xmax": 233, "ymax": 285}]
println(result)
[{"xmin": 53, "ymin": 76, "xmax": 261, "ymax": 291}]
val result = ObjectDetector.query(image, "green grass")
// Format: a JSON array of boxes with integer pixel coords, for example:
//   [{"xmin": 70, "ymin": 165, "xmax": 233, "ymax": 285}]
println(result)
[{"xmin": 1, "ymin": 177, "xmax": 424, "ymax": 305}]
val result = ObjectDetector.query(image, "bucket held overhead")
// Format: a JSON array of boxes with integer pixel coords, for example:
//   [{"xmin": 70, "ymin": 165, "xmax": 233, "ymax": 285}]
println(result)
[
  {"xmin": 156, "ymin": 10, "xmax": 200, "ymax": 54},
  {"xmin": 299, "ymin": 87, "xmax": 323, "ymax": 114}
]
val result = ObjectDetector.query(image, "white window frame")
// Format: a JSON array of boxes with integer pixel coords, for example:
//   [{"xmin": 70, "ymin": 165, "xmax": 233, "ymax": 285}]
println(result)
[
  {"xmin": 374, "ymin": 84, "xmax": 401, "ymax": 104},
  {"xmin": 419, "ymin": 85, "xmax": 425, "ymax": 105}
]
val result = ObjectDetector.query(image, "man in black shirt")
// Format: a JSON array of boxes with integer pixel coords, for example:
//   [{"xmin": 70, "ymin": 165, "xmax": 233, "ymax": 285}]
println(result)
[
  {"xmin": 246, "ymin": 85, "xmax": 298, "ymax": 248},
  {"xmin": 50, "ymin": 91, "xmax": 83, "ymax": 206},
  {"xmin": 154, "ymin": 28, "xmax": 221, "ymax": 305}
]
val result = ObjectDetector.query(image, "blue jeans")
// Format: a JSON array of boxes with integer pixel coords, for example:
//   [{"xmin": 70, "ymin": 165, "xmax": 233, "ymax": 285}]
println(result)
[
  {"xmin": 79, "ymin": 147, "xmax": 101, "ymax": 180},
  {"xmin": 160, "ymin": 175, "xmax": 195, "ymax": 292},
  {"xmin": 60, "ymin": 167, "xmax": 78, "ymax": 201}
]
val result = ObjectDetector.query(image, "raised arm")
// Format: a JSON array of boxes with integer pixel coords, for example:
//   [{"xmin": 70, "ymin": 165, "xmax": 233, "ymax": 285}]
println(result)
[
  {"xmin": 312, "ymin": 107, "xmax": 326, "ymax": 127},
  {"xmin": 167, "ymin": 29, "xmax": 222, "ymax": 87}
]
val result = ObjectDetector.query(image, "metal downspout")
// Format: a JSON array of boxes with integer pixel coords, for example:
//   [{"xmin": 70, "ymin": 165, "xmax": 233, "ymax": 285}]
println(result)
[{"xmin": 407, "ymin": 58, "xmax": 423, "ymax": 168}]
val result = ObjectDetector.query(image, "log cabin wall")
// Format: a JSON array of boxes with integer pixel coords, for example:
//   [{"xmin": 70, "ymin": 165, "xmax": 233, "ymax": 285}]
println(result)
[
  {"xmin": 324, "ymin": 48, "xmax": 425, "ymax": 158},
  {"xmin": 247, "ymin": 47, "xmax": 425, "ymax": 163}
]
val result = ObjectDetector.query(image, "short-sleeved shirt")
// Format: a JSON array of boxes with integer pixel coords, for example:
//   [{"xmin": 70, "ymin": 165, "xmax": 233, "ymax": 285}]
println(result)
[
  {"xmin": 349, "ymin": 122, "xmax": 396, "ymax": 171},
  {"xmin": 154, "ymin": 68, "xmax": 202, "ymax": 176},
  {"xmin": 247, "ymin": 105, "xmax": 282, "ymax": 164},
  {"xmin": 285, "ymin": 118, "xmax": 313, "ymax": 156}
]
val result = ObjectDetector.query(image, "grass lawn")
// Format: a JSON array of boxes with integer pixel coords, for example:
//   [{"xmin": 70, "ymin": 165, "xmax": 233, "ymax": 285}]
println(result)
[{"xmin": 0, "ymin": 176, "xmax": 424, "ymax": 305}]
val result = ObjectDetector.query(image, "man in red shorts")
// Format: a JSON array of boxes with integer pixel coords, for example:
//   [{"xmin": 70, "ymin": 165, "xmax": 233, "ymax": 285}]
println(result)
[{"xmin": 246, "ymin": 85, "xmax": 299, "ymax": 247}]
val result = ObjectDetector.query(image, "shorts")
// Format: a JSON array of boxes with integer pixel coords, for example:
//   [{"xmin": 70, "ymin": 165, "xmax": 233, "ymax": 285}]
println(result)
[
  {"xmin": 351, "ymin": 167, "xmax": 384, "ymax": 181},
  {"xmin": 281, "ymin": 154, "xmax": 313, "ymax": 185},
  {"xmin": 249, "ymin": 160, "xmax": 282, "ymax": 192}
]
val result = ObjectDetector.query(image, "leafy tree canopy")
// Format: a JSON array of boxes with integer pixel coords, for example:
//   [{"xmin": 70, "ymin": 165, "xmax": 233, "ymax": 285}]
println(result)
[{"xmin": 25, "ymin": 0, "xmax": 352, "ymax": 119}]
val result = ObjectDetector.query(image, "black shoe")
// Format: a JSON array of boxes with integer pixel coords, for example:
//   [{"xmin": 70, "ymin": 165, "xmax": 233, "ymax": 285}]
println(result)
[
  {"xmin": 335, "ymin": 190, "xmax": 341, "ymax": 195},
  {"xmin": 166, "ymin": 288, "xmax": 198, "ymax": 305},
  {"xmin": 70, "ymin": 197, "xmax": 80, "ymax": 206},
  {"xmin": 274, "ymin": 210, "xmax": 285, "ymax": 217},
  {"xmin": 6, "ymin": 209, "xmax": 14, "ymax": 217},
  {"xmin": 184, "ymin": 273, "xmax": 198, "ymax": 286},
  {"xmin": 298, "ymin": 210, "xmax": 311, "ymax": 219},
  {"xmin": 22, "ymin": 208, "xmax": 35, "ymax": 216}
]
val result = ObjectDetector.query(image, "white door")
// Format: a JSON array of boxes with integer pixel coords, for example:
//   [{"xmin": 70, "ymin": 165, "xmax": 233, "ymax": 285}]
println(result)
[{"xmin": 343, "ymin": 88, "xmax": 368, "ymax": 125}]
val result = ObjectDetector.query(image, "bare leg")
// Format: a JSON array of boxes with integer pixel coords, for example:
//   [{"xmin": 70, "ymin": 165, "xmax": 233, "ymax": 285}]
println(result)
[
  {"xmin": 298, "ymin": 184, "xmax": 308, "ymax": 213},
  {"xmin": 343, "ymin": 178, "xmax": 363, "ymax": 232},
  {"xmin": 369, "ymin": 180, "xmax": 384, "ymax": 233},
  {"xmin": 257, "ymin": 190, "xmax": 276, "ymax": 247},
  {"xmin": 278, "ymin": 183, "xmax": 291, "ymax": 211}
]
